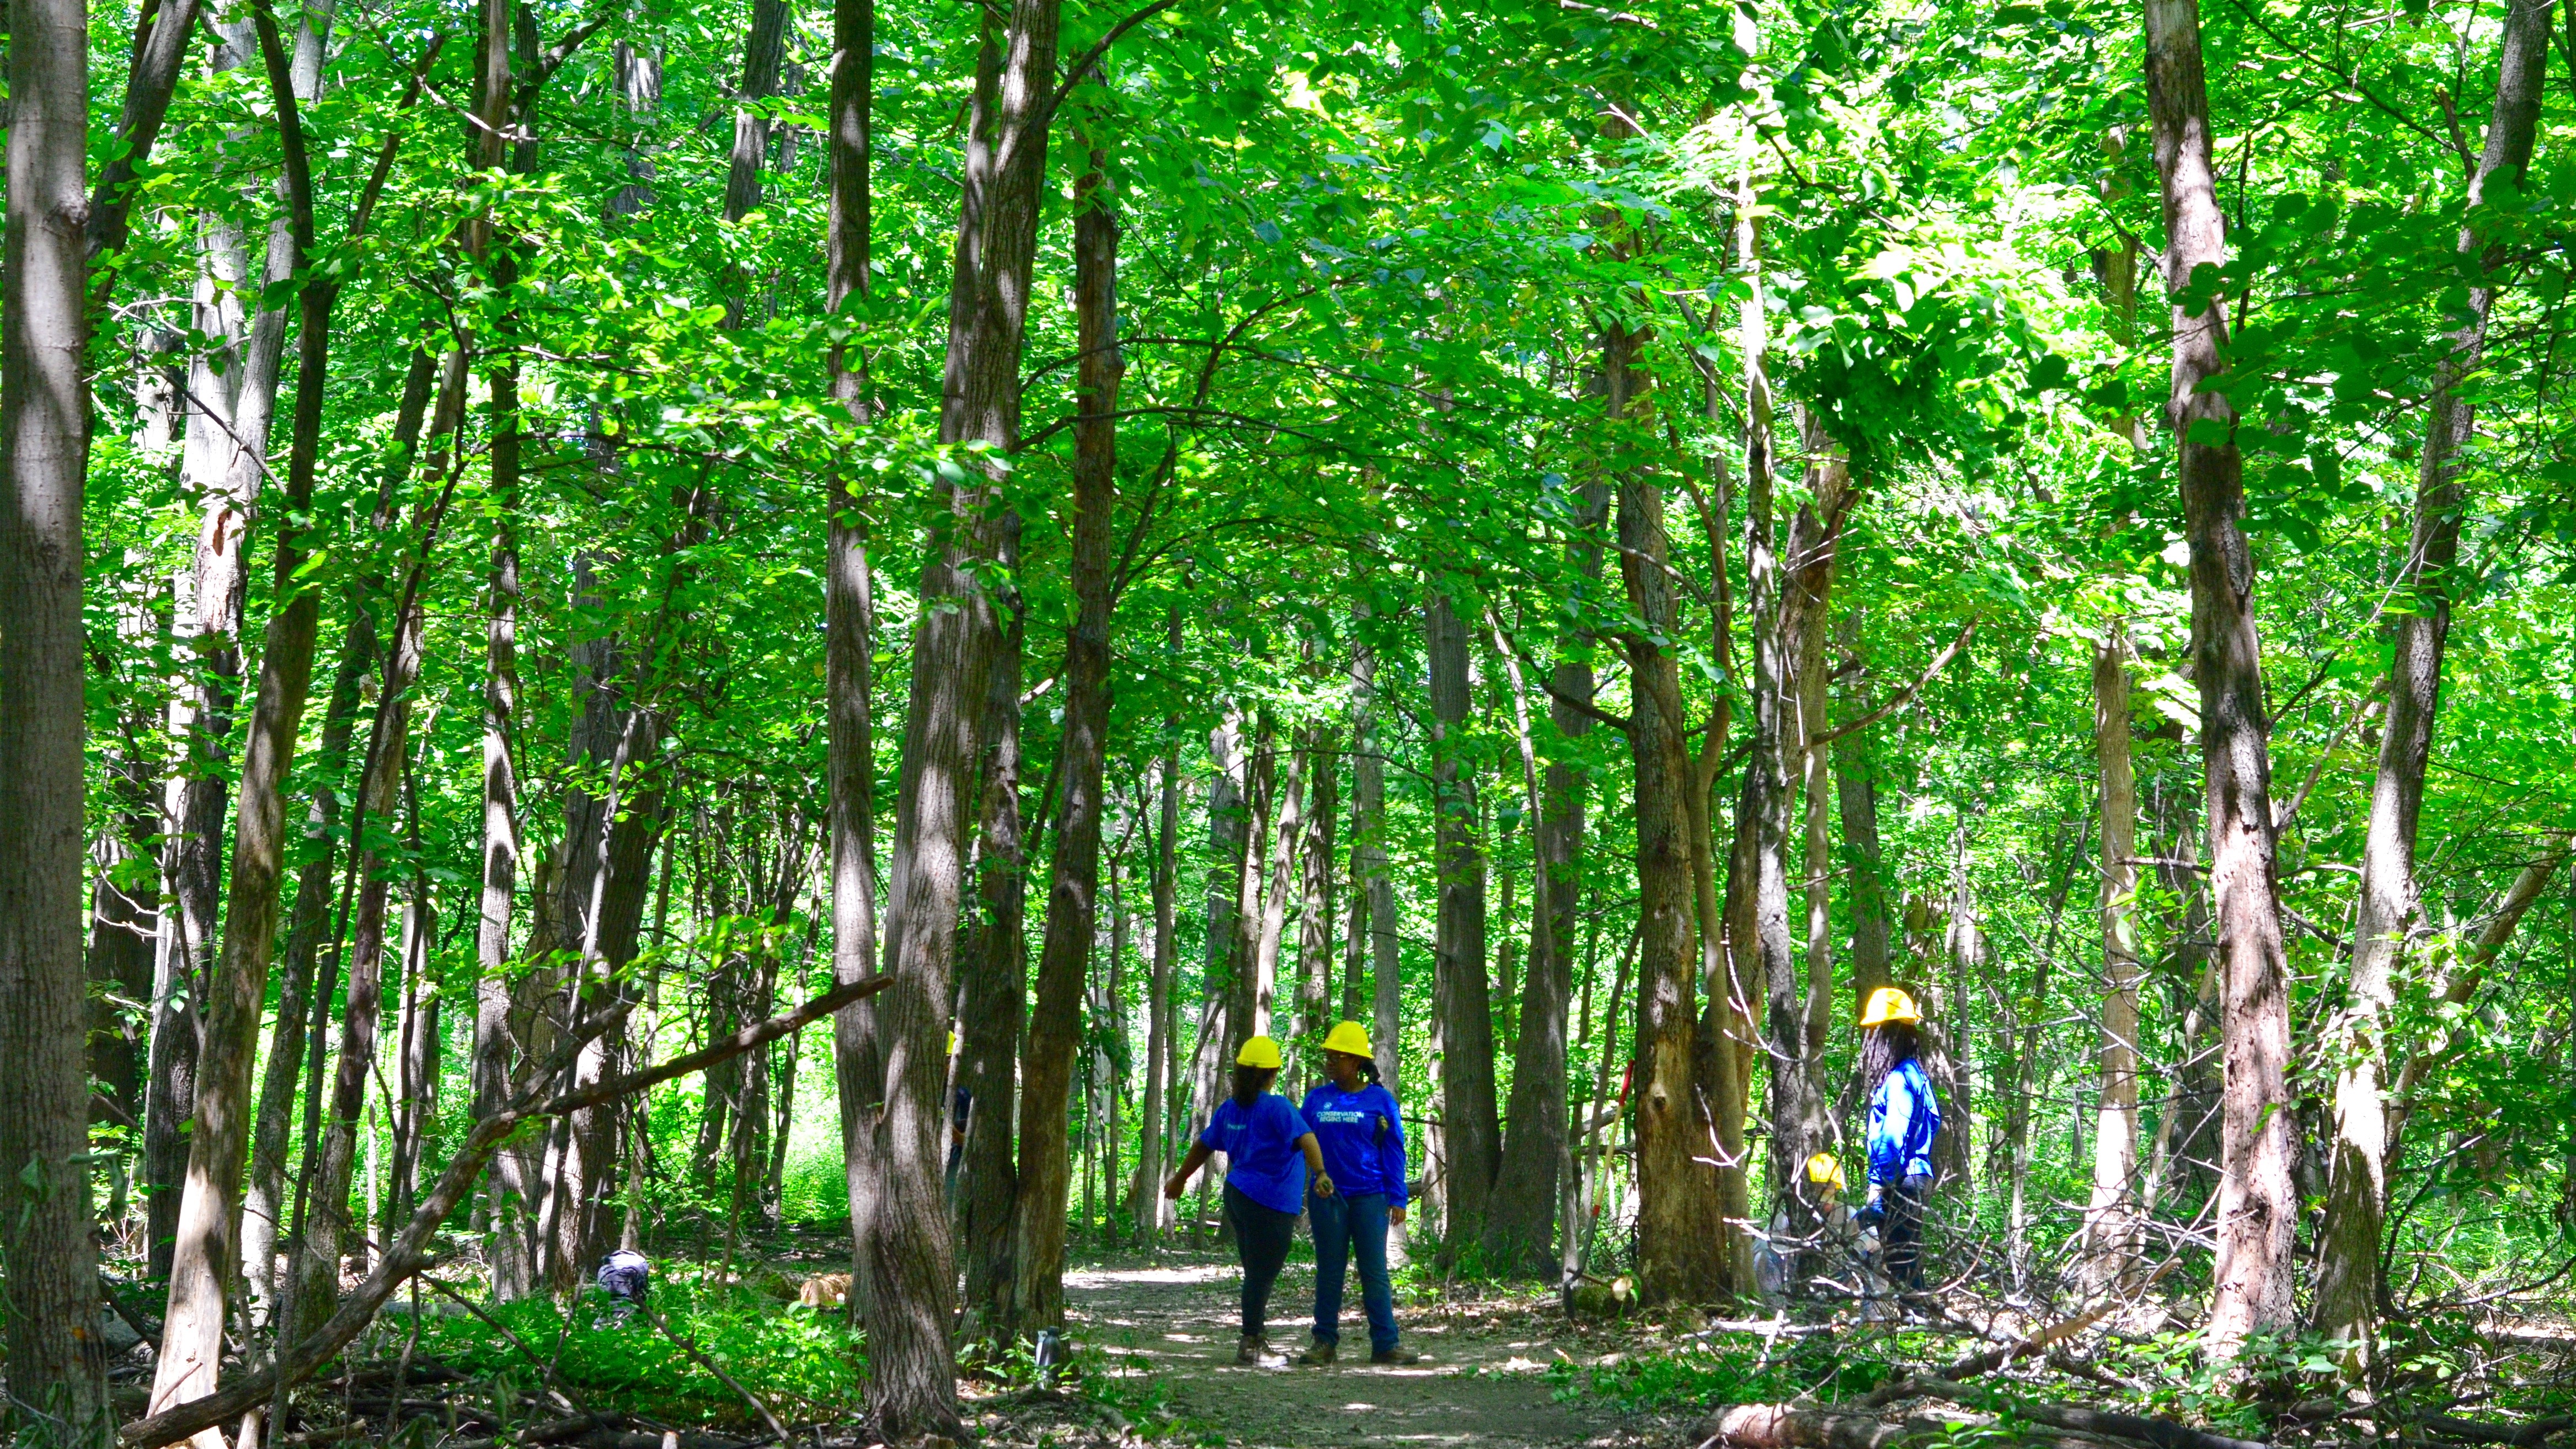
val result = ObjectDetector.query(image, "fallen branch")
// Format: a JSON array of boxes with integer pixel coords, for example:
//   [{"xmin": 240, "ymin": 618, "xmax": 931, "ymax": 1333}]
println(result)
[
  {"xmin": 2415, "ymin": 1412, "xmax": 2576, "ymax": 1447},
  {"xmin": 99, "ymin": 1272, "xmax": 164, "ymax": 1344},
  {"xmin": 642, "ymin": 1304, "xmax": 787, "ymax": 1442},
  {"xmin": 1909, "ymin": 1378, "xmax": 2271, "ymax": 1449},
  {"xmin": 117, "ymin": 974, "xmax": 893, "ymax": 1447},
  {"xmin": 1858, "ymin": 1293, "xmax": 2123, "ymax": 1409}
]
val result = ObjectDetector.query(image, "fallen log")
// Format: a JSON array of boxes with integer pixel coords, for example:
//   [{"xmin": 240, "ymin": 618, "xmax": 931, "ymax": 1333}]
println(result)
[
  {"xmin": 1691, "ymin": 1404, "xmax": 1905, "ymax": 1449},
  {"xmin": 116, "ymin": 974, "xmax": 893, "ymax": 1448},
  {"xmin": 2418, "ymin": 1413, "xmax": 2576, "ymax": 1447}
]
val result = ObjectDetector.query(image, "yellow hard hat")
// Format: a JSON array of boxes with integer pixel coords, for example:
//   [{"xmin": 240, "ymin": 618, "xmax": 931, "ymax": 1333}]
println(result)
[
  {"xmin": 1236, "ymin": 1036, "xmax": 1283, "ymax": 1070},
  {"xmin": 948, "ymin": 1031, "xmax": 959, "ymax": 1056},
  {"xmin": 1321, "ymin": 1020, "xmax": 1372, "ymax": 1058},
  {"xmin": 1859, "ymin": 987, "xmax": 1922, "ymax": 1027},
  {"xmin": 1805, "ymin": 1152, "xmax": 1847, "ymax": 1192}
]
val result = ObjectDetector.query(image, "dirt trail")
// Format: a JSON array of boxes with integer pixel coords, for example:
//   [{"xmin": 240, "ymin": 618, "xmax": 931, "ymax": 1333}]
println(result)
[{"xmin": 1063, "ymin": 1257, "xmax": 1648, "ymax": 1449}]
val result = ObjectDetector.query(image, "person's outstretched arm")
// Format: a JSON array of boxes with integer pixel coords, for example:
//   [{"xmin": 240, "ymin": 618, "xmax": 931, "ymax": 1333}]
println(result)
[
  {"xmin": 1298, "ymin": 1132, "xmax": 1336, "ymax": 1197},
  {"xmin": 1164, "ymin": 1142, "xmax": 1216, "ymax": 1199}
]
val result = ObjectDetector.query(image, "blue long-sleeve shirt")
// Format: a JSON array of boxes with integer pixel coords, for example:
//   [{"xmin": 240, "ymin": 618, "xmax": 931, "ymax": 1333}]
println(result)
[
  {"xmin": 1298, "ymin": 1082, "xmax": 1408, "ymax": 1207},
  {"xmin": 1867, "ymin": 1059, "xmax": 1942, "ymax": 1184},
  {"xmin": 1199, "ymin": 1094, "xmax": 1312, "ymax": 1215}
]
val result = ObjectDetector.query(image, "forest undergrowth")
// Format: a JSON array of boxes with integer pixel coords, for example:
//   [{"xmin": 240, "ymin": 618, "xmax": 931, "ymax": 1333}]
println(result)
[{"xmin": 87, "ymin": 1217, "xmax": 2576, "ymax": 1449}]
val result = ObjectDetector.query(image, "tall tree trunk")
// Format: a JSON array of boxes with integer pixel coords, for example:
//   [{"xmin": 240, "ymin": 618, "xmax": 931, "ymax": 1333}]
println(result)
[
  {"xmin": 2145, "ymin": 0, "xmax": 2296, "ymax": 1356},
  {"xmin": 2143, "ymin": 789, "xmax": 2221, "ymax": 1212},
  {"xmin": 1131, "ymin": 741, "xmax": 1180, "ymax": 1240},
  {"xmin": 1832, "ymin": 619, "xmax": 1893, "ymax": 1010},
  {"xmin": 1202, "ymin": 714, "xmax": 1251, "ymax": 1042},
  {"xmin": 469, "ymin": 0, "xmax": 535, "ymax": 1301},
  {"xmin": 1184, "ymin": 721, "xmax": 1250, "ymax": 1238},
  {"xmin": 1230, "ymin": 715, "xmax": 1280, "ymax": 1041},
  {"xmin": 1695, "ymin": 162, "xmax": 1771, "ymax": 1296},
  {"xmin": 390, "ymin": 892, "xmax": 441, "ymax": 1228},
  {"xmin": 247, "ymin": 347, "xmax": 441, "ymax": 1320},
  {"xmin": 2312, "ymin": 0, "xmax": 2551, "ymax": 1365},
  {"xmin": 545, "ymin": 627, "xmax": 670, "ymax": 1288},
  {"xmin": 1255, "ymin": 731, "xmax": 1299, "ymax": 1040},
  {"xmin": 1, "ymin": 0, "xmax": 108, "ymax": 1421},
  {"xmin": 153, "ymin": 7, "xmax": 319, "ymax": 1280},
  {"xmin": 823, "ymin": 0, "xmax": 882, "ymax": 1323},
  {"xmin": 86, "ymin": 0, "xmax": 210, "ymax": 287},
  {"xmin": 1612, "ymin": 319, "xmax": 1727, "ymax": 1304},
  {"xmin": 1294, "ymin": 725, "xmax": 1339, "ymax": 1057},
  {"xmin": 957, "ymin": 551, "xmax": 1027, "ymax": 1332},
  {"xmin": 1932, "ymin": 844, "xmax": 1980, "ymax": 1193},
  {"xmin": 1352, "ymin": 645, "xmax": 1402, "ymax": 1093},
  {"xmin": 1762, "ymin": 411, "xmax": 1852, "ymax": 1226},
  {"xmin": 2077, "ymin": 632, "xmax": 2145, "ymax": 1296},
  {"xmin": 1012, "ymin": 131, "xmax": 1123, "ymax": 1332},
  {"xmin": 1486, "ymin": 483, "xmax": 1606, "ymax": 1274},
  {"xmin": 153, "ymin": 17, "xmax": 342, "ymax": 1426},
  {"xmin": 877, "ymin": 0, "xmax": 1062, "ymax": 1382},
  {"xmin": 1426, "ymin": 592, "xmax": 1500, "ymax": 1247},
  {"xmin": 721, "ymin": 0, "xmax": 792, "ymax": 320}
]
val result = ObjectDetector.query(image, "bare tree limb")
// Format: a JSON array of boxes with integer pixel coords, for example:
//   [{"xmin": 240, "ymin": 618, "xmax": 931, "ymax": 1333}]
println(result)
[
  {"xmin": 1806, "ymin": 621, "xmax": 1975, "ymax": 748},
  {"xmin": 118, "ymin": 975, "xmax": 893, "ymax": 1447}
]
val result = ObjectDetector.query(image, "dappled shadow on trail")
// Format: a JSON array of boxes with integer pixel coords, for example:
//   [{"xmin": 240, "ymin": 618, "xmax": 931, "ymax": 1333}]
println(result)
[{"xmin": 1062, "ymin": 1255, "xmax": 1650, "ymax": 1449}]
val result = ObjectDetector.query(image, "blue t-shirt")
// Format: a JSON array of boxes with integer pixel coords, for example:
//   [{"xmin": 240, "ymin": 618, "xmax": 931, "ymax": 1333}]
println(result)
[
  {"xmin": 1867, "ymin": 1058, "xmax": 1942, "ymax": 1184},
  {"xmin": 1298, "ymin": 1082, "xmax": 1408, "ymax": 1207},
  {"xmin": 1199, "ymin": 1094, "xmax": 1312, "ymax": 1215}
]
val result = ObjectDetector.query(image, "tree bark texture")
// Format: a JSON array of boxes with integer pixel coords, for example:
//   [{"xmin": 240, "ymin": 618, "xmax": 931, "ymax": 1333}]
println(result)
[
  {"xmin": 1352, "ymin": 645, "xmax": 1403, "ymax": 1093},
  {"xmin": 1611, "ymin": 318, "xmax": 1728, "ymax": 1304},
  {"xmin": 1761, "ymin": 413, "xmax": 1852, "ymax": 1223},
  {"xmin": 822, "ymin": 0, "xmax": 880, "ymax": 1325},
  {"xmin": 2312, "ymin": 0, "xmax": 2550, "ymax": 1363},
  {"xmin": 469, "ymin": 0, "xmax": 532, "ymax": 1300},
  {"xmin": 1013, "ymin": 137, "xmax": 1121, "ymax": 1330},
  {"xmin": 2145, "ymin": 0, "xmax": 2297, "ymax": 1353},
  {"xmin": 1130, "ymin": 741, "xmax": 1180, "ymax": 1239},
  {"xmin": 1485, "ymin": 479, "xmax": 1607, "ymax": 1274},
  {"xmin": 1255, "ymin": 730, "xmax": 1298, "ymax": 1039},
  {"xmin": 1, "ymin": 0, "xmax": 108, "ymax": 1423},
  {"xmin": 1294, "ymin": 725, "xmax": 1340, "ymax": 1056},
  {"xmin": 854, "ymin": 0, "xmax": 1059, "ymax": 1388},
  {"xmin": 1426, "ymin": 591, "xmax": 1501, "ymax": 1244},
  {"xmin": 152, "ymin": 21, "xmax": 338, "ymax": 1426},
  {"xmin": 958, "ymin": 543, "xmax": 1027, "ymax": 1331},
  {"xmin": 247, "ymin": 347, "xmax": 440, "ymax": 1319},
  {"xmin": 2077, "ymin": 633, "xmax": 2145, "ymax": 1296}
]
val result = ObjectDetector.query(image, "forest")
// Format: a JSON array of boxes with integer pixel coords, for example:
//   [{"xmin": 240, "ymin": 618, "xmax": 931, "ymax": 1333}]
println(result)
[{"xmin": 4, "ymin": 0, "xmax": 2575, "ymax": 1442}]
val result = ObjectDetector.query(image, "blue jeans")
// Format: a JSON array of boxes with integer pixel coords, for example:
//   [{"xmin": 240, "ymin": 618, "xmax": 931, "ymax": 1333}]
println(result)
[{"xmin": 1310, "ymin": 1190, "xmax": 1397, "ymax": 1353}]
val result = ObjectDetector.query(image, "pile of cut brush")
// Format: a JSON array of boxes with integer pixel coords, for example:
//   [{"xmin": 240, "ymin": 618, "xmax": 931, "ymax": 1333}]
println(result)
[
  {"xmin": 195, "ymin": 1360, "xmax": 768, "ymax": 1449},
  {"xmin": 1687, "ymin": 1306, "xmax": 2576, "ymax": 1449}
]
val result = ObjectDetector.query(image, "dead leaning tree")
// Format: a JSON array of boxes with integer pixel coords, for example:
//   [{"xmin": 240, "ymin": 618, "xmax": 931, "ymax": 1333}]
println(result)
[{"xmin": 119, "ymin": 974, "xmax": 893, "ymax": 1449}]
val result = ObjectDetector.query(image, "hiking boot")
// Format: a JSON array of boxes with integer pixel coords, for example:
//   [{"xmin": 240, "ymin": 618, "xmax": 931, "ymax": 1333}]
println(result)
[
  {"xmin": 1235, "ymin": 1333, "xmax": 1267, "ymax": 1365},
  {"xmin": 1369, "ymin": 1346, "xmax": 1424, "ymax": 1365},
  {"xmin": 1298, "ymin": 1341, "xmax": 1337, "ymax": 1366}
]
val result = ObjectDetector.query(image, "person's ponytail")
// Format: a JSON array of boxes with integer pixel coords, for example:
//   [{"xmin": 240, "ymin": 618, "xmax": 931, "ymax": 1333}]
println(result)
[{"xmin": 1232, "ymin": 1063, "xmax": 1276, "ymax": 1106}]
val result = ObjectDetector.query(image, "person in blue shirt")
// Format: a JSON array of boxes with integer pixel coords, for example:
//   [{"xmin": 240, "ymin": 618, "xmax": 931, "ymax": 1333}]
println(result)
[
  {"xmin": 1165, "ymin": 1036, "xmax": 1333, "ymax": 1364},
  {"xmin": 1295, "ymin": 1022, "xmax": 1421, "ymax": 1367},
  {"xmin": 1856, "ymin": 987, "xmax": 1943, "ymax": 1296}
]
